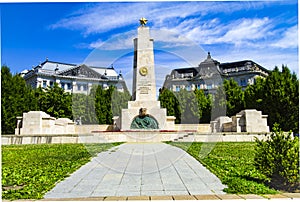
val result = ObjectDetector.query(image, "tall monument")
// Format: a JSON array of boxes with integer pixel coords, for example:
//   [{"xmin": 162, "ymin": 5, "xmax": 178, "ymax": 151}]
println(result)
[
  {"xmin": 132, "ymin": 17, "xmax": 156, "ymax": 101},
  {"xmin": 116, "ymin": 18, "xmax": 175, "ymax": 131}
]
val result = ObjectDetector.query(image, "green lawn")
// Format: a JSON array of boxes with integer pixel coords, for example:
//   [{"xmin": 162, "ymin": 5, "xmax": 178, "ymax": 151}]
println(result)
[
  {"xmin": 2, "ymin": 141, "xmax": 279, "ymax": 200},
  {"xmin": 168, "ymin": 142, "xmax": 278, "ymax": 194},
  {"xmin": 2, "ymin": 143, "xmax": 122, "ymax": 200}
]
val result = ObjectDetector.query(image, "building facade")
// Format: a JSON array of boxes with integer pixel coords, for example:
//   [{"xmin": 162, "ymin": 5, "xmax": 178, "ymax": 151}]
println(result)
[
  {"xmin": 163, "ymin": 52, "xmax": 269, "ymax": 94},
  {"xmin": 22, "ymin": 59, "xmax": 127, "ymax": 94}
]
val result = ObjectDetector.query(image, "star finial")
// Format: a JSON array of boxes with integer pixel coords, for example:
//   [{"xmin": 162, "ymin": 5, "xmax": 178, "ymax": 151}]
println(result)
[{"xmin": 139, "ymin": 17, "xmax": 148, "ymax": 26}]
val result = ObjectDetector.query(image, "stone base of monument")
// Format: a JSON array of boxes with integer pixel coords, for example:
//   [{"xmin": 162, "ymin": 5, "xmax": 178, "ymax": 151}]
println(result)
[
  {"xmin": 114, "ymin": 101, "xmax": 176, "ymax": 131},
  {"xmin": 2, "ymin": 132, "xmax": 272, "ymax": 145},
  {"xmin": 210, "ymin": 109, "xmax": 269, "ymax": 133}
]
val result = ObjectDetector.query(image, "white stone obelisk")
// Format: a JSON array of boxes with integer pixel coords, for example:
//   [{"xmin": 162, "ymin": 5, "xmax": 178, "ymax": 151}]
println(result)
[{"xmin": 132, "ymin": 25, "xmax": 156, "ymax": 101}]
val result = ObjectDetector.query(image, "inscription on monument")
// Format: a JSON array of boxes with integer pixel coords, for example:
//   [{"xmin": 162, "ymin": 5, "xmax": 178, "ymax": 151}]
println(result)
[
  {"xmin": 140, "ymin": 86, "xmax": 150, "ymax": 94},
  {"xmin": 140, "ymin": 80, "xmax": 151, "ymax": 86}
]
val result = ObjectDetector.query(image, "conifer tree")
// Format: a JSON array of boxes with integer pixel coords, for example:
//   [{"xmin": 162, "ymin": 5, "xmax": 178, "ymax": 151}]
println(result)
[{"xmin": 1, "ymin": 66, "xmax": 36, "ymax": 134}]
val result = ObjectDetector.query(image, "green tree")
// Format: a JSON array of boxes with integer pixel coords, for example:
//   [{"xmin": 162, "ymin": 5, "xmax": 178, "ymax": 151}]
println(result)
[
  {"xmin": 111, "ymin": 89, "xmax": 131, "ymax": 117},
  {"xmin": 175, "ymin": 89, "xmax": 199, "ymax": 124},
  {"xmin": 94, "ymin": 85, "xmax": 115, "ymax": 124},
  {"xmin": 194, "ymin": 89, "xmax": 212, "ymax": 123},
  {"xmin": 223, "ymin": 79, "xmax": 245, "ymax": 116},
  {"xmin": 244, "ymin": 66, "xmax": 299, "ymax": 132},
  {"xmin": 72, "ymin": 92, "xmax": 98, "ymax": 124},
  {"xmin": 254, "ymin": 124, "xmax": 299, "ymax": 191},
  {"xmin": 244, "ymin": 77, "xmax": 265, "ymax": 110},
  {"xmin": 38, "ymin": 83, "xmax": 73, "ymax": 119},
  {"xmin": 158, "ymin": 88, "xmax": 181, "ymax": 123},
  {"xmin": 212, "ymin": 79, "xmax": 244, "ymax": 120},
  {"xmin": 263, "ymin": 66, "xmax": 298, "ymax": 132},
  {"xmin": 1, "ymin": 66, "xmax": 37, "ymax": 134},
  {"xmin": 212, "ymin": 85, "xmax": 227, "ymax": 120}
]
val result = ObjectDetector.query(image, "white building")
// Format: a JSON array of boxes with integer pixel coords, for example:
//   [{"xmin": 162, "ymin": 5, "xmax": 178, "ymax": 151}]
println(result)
[
  {"xmin": 163, "ymin": 52, "xmax": 269, "ymax": 94},
  {"xmin": 22, "ymin": 59, "xmax": 127, "ymax": 94}
]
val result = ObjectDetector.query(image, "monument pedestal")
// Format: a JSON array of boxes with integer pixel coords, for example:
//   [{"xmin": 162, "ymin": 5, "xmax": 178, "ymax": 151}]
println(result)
[{"xmin": 119, "ymin": 101, "xmax": 175, "ymax": 131}]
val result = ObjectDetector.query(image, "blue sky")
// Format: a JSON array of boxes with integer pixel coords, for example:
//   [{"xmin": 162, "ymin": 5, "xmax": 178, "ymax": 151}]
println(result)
[{"xmin": 1, "ymin": 1, "xmax": 298, "ymax": 79}]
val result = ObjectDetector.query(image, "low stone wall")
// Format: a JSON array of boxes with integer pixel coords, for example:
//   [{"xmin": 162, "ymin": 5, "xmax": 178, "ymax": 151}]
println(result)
[
  {"xmin": 1, "ymin": 132, "xmax": 270, "ymax": 145},
  {"xmin": 174, "ymin": 124, "xmax": 210, "ymax": 133},
  {"xmin": 75, "ymin": 125, "xmax": 111, "ymax": 134}
]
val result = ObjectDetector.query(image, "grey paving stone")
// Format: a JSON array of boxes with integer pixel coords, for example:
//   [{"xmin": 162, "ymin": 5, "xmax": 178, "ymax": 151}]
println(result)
[
  {"xmin": 49, "ymin": 182, "xmax": 75, "ymax": 193},
  {"xmin": 91, "ymin": 190, "xmax": 117, "ymax": 197},
  {"xmin": 141, "ymin": 184, "xmax": 164, "ymax": 191},
  {"xmin": 118, "ymin": 184, "xmax": 140, "ymax": 191},
  {"xmin": 44, "ymin": 143, "xmax": 226, "ymax": 199},
  {"xmin": 163, "ymin": 183, "xmax": 187, "ymax": 191},
  {"xmin": 120, "ymin": 175, "xmax": 141, "ymax": 185},
  {"xmin": 140, "ymin": 190, "xmax": 166, "ymax": 196},
  {"xmin": 115, "ymin": 191, "xmax": 141, "ymax": 197},
  {"xmin": 78, "ymin": 179, "xmax": 102, "ymax": 187},
  {"xmin": 184, "ymin": 182, "xmax": 208, "ymax": 190},
  {"xmin": 101, "ymin": 173, "xmax": 123, "ymax": 185},
  {"xmin": 71, "ymin": 184, "xmax": 96, "ymax": 195},
  {"xmin": 165, "ymin": 191, "xmax": 190, "ymax": 196}
]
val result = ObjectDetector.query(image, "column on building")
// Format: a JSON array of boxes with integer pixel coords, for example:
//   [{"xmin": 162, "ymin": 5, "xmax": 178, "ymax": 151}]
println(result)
[
  {"xmin": 72, "ymin": 81, "xmax": 77, "ymax": 93},
  {"xmin": 56, "ymin": 79, "xmax": 61, "ymax": 88},
  {"xmin": 88, "ymin": 83, "xmax": 93, "ymax": 94},
  {"xmin": 37, "ymin": 78, "xmax": 43, "ymax": 88}
]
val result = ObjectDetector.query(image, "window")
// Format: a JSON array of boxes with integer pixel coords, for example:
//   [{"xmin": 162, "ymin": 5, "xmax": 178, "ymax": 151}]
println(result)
[
  {"xmin": 43, "ymin": 81, "xmax": 47, "ymax": 88},
  {"xmin": 186, "ymin": 85, "xmax": 191, "ymax": 91},
  {"xmin": 240, "ymin": 78, "xmax": 247, "ymax": 86},
  {"xmin": 49, "ymin": 81, "xmax": 54, "ymax": 87},
  {"xmin": 61, "ymin": 82, "xmax": 65, "ymax": 90},
  {"xmin": 77, "ymin": 84, "xmax": 81, "ymax": 91},
  {"xmin": 207, "ymin": 84, "xmax": 212, "ymax": 89},
  {"xmin": 67, "ymin": 83, "xmax": 72, "ymax": 90},
  {"xmin": 175, "ymin": 85, "xmax": 180, "ymax": 92},
  {"xmin": 196, "ymin": 84, "xmax": 201, "ymax": 89},
  {"xmin": 83, "ymin": 84, "xmax": 87, "ymax": 91}
]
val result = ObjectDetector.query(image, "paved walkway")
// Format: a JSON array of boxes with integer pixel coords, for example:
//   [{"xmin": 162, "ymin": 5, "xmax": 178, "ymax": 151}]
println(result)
[{"xmin": 44, "ymin": 143, "xmax": 226, "ymax": 199}]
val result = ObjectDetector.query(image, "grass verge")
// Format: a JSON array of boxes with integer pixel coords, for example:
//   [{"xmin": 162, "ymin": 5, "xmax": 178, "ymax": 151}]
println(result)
[
  {"xmin": 168, "ymin": 142, "xmax": 278, "ymax": 194},
  {"xmin": 2, "ymin": 143, "xmax": 122, "ymax": 200}
]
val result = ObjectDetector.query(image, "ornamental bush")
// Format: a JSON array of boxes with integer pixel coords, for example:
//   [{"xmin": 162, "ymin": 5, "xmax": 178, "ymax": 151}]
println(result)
[{"xmin": 254, "ymin": 124, "xmax": 299, "ymax": 191}]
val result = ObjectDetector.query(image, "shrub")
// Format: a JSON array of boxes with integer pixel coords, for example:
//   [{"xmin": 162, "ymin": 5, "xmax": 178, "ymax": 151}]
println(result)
[{"xmin": 254, "ymin": 124, "xmax": 300, "ymax": 191}]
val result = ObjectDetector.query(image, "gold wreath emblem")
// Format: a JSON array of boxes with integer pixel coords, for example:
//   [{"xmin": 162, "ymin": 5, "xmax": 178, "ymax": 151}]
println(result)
[{"xmin": 139, "ymin": 67, "xmax": 148, "ymax": 76}]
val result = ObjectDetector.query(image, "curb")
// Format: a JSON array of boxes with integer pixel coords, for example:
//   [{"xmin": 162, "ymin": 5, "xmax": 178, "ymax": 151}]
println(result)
[{"xmin": 4, "ymin": 193, "xmax": 300, "ymax": 201}]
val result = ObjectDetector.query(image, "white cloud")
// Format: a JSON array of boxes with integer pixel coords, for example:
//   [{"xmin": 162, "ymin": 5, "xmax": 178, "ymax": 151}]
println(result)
[
  {"xmin": 89, "ymin": 30, "xmax": 136, "ymax": 50},
  {"xmin": 217, "ymin": 17, "xmax": 273, "ymax": 45},
  {"xmin": 50, "ymin": 2, "xmax": 272, "ymax": 36},
  {"xmin": 272, "ymin": 25, "xmax": 298, "ymax": 48},
  {"xmin": 50, "ymin": 3, "xmax": 154, "ymax": 35},
  {"xmin": 50, "ymin": 2, "xmax": 298, "ymax": 77}
]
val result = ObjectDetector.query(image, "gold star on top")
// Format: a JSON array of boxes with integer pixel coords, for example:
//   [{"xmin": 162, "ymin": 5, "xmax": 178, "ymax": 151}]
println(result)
[{"xmin": 139, "ymin": 17, "xmax": 148, "ymax": 26}]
